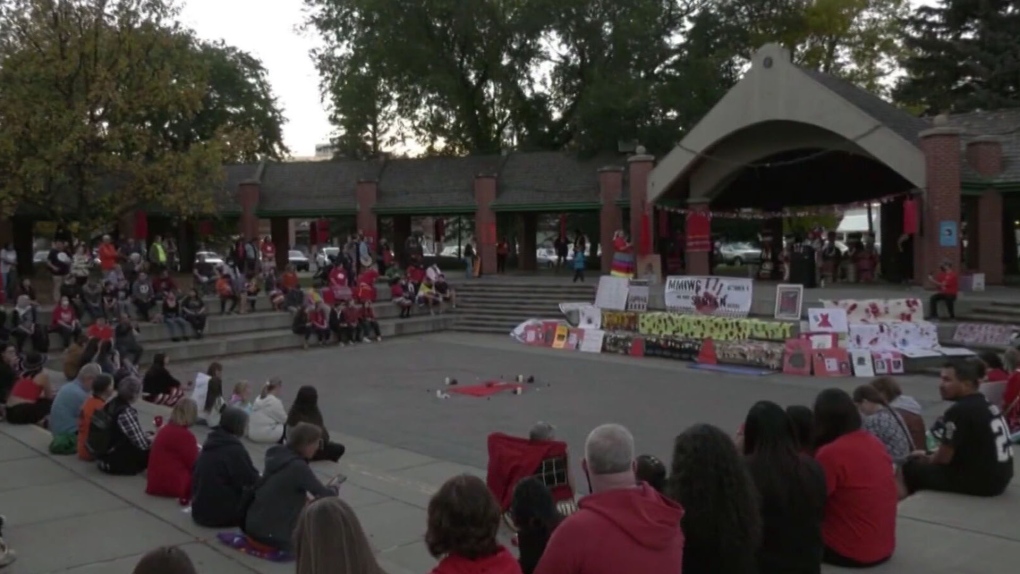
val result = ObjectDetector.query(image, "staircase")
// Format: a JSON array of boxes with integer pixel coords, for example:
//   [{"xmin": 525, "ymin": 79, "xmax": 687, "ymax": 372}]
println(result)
[
  {"xmin": 958, "ymin": 300, "xmax": 1020, "ymax": 325},
  {"xmin": 451, "ymin": 281, "xmax": 596, "ymax": 334}
]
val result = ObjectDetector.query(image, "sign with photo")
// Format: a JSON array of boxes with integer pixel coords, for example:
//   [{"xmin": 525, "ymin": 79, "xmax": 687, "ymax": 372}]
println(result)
[
  {"xmin": 773, "ymin": 284, "xmax": 804, "ymax": 321},
  {"xmin": 663, "ymin": 276, "xmax": 753, "ymax": 317},
  {"xmin": 807, "ymin": 308, "xmax": 849, "ymax": 334},
  {"xmin": 626, "ymin": 281, "xmax": 649, "ymax": 312}
]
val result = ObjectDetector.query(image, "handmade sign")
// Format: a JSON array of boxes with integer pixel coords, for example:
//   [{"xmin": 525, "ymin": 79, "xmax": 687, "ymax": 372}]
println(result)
[
  {"xmin": 601, "ymin": 311, "xmax": 640, "ymax": 332},
  {"xmin": 636, "ymin": 255, "xmax": 662, "ymax": 284},
  {"xmin": 643, "ymin": 337, "xmax": 702, "ymax": 361},
  {"xmin": 626, "ymin": 282, "xmax": 650, "ymax": 312},
  {"xmin": 850, "ymin": 350, "xmax": 875, "ymax": 377},
  {"xmin": 595, "ymin": 276, "xmax": 630, "ymax": 310},
  {"xmin": 552, "ymin": 326, "xmax": 569, "ymax": 349},
  {"xmin": 715, "ymin": 340, "xmax": 785, "ymax": 370},
  {"xmin": 664, "ymin": 276, "xmax": 753, "ymax": 317},
  {"xmin": 820, "ymin": 298, "xmax": 923, "ymax": 322},
  {"xmin": 807, "ymin": 308, "xmax": 849, "ymax": 334},
  {"xmin": 872, "ymin": 351, "xmax": 905, "ymax": 374},
  {"xmin": 579, "ymin": 330, "xmax": 605, "ymax": 353},
  {"xmin": 812, "ymin": 348, "xmax": 852, "ymax": 377},
  {"xmin": 191, "ymin": 372, "xmax": 211, "ymax": 409},
  {"xmin": 638, "ymin": 313, "xmax": 793, "ymax": 342},
  {"xmin": 564, "ymin": 328, "xmax": 583, "ymax": 350},
  {"xmin": 952, "ymin": 323, "xmax": 1019, "ymax": 347},
  {"xmin": 774, "ymin": 284, "xmax": 804, "ymax": 321},
  {"xmin": 578, "ymin": 305, "xmax": 602, "ymax": 329},
  {"xmin": 782, "ymin": 339, "xmax": 812, "ymax": 376}
]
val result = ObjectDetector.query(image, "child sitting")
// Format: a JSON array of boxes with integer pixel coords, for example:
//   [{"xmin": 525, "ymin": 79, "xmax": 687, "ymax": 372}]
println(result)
[
  {"xmin": 244, "ymin": 273, "xmax": 261, "ymax": 313},
  {"xmin": 77, "ymin": 374, "xmax": 115, "ymax": 461},
  {"xmin": 229, "ymin": 381, "xmax": 252, "ymax": 412},
  {"xmin": 391, "ymin": 277, "xmax": 412, "ymax": 318},
  {"xmin": 360, "ymin": 300, "xmax": 382, "ymax": 342},
  {"xmin": 306, "ymin": 303, "xmax": 330, "ymax": 347},
  {"xmin": 417, "ymin": 279, "xmax": 440, "ymax": 314}
]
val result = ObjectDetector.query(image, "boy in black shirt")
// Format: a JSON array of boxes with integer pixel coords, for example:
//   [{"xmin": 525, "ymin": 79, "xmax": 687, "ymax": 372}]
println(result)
[{"xmin": 901, "ymin": 361, "xmax": 1013, "ymax": 497}]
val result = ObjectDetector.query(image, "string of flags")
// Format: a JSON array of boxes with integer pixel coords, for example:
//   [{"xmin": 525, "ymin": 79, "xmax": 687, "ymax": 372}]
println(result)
[{"xmin": 654, "ymin": 191, "xmax": 911, "ymax": 220}]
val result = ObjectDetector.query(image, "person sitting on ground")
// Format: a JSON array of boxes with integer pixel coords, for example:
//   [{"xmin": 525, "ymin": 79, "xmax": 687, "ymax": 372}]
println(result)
[
  {"xmin": 786, "ymin": 405, "xmax": 814, "ymax": 453},
  {"xmin": 96, "ymin": 376, "xmax": 152, "ymax": 475},
  {"xmin": 229, "ymin": 381, "xmax": 252, "ymax": 412},
  {"xmin": 191, "ymin": 406, "xmax": 260, "ymax": 528},
  {"xmin": 328, "ymin": 300, "xmax": 350, "ymax": 345},
  {"xmin": 86, "ymin": 315, "xmax": 113, "ymax": 342},
  {"xmin": 667, "ymin": 423, "xmax": 760, "ymax": 574},
  {"xmin": 198, "ymin": 371, "xmax": 225, "ymax": 427},
  {"xmin": 181, "ymin": 287, "xmax": 207, "ymax": 339},
  {"xmin": 5, "ymin": 352, "xmax": 54, "ymax": 426},
  {"xmin": 142, "ymin": 352, "xmax": 185, "ymax": 406},
  {"xmin": 48, "ymin": 363, "xmax": 102, "ymax": 454},
  {"xmin": 243, "ymin": 422, "xmax": 341, "ymax": 553},
  {"xmin": 535, "ymin": 424, "xmax": 684, "ymax": 574},
  {"xmin": 286, "ymin": 385, "xmax": 346, "ymax": 462},
  {"xmin": 293, "ymin": 496, "xmax": 386, "ymax": 574},
  {"xmin": 78, "ymin": 374, "xmax": 114, "ymax": 461},
  {"xmin": 391, "ymin": 276, "xmax": 412, "ymax": 318},
  {"xmin": 852, "ymin": 384, "xmax": 914, "ymax": 463},
  {"xmin": 927, "ymin": 260, "xmax": 959, "ymax": 320},
  {"xmin": 900, "ymin": 361, "xmax": 1014, "ymax": 498},
  {"xmin": 63, "ymin": 334, "xmax": 89, "ymax": 381},
  {"xmin": 305, "ymin": 302, "xmax": 330, "ymax": 348},
  {"xmin": 812, "ymin": 388, "xmax": 897, "ymax": 568},
  {"xmin": 132, "ymin": 546, "xmax": 197, "ymax": 574},
  {"xmin": 16, "ymin": 277, "xmax": 37, "ymax": 302},
  {"xmin": 59, "ymin": 275, "xmax": 83, "ymax": 317},
  {"xmin": 742, "ymin": 401, "xmax": 826, "ymax": 574},
  {"xmin": 146, "ymin": 398, "xmax": 199, "ymax": 500},
  {"xmin": 248, "ymin": 378, "xmax": 288, "ymax": 444},
  {"xmin": 113, "ymin": 313, "xmax": 143, "ymax": 366},
  {"xmin": 427, "ymin": 474, "xmax": 522, "ymax": 574},
  {"xmin": 132, "ymin": 271, "xmax": 156, "ymax": 321},
  {"xmin": 217, "ymin": 272, "xmax": 239, "ymax": 314},
  {"xmin": 359, "ymin": 300, "xmax": 382, "ymax": 342},
  {"xmin": 94, "ymin": 339, "xmax": 121, "ymax": 375},
  {"xmin": 161, "ymin": 291, "xmax": 190, "ymax": 342},
  {"xmin": 11, "ymin": 295, "xmax": 47, "ymax": 353},
  {"xmin": 634, "ymin": 454, "xmax": 666, "ymax": 493},
  {"xmin": 511, "ymin": 477, "xmax": 561, "ymax": 574},
  {"xmin": 50, "ymin": 295, "xmax": 82, "ymax": 348}
]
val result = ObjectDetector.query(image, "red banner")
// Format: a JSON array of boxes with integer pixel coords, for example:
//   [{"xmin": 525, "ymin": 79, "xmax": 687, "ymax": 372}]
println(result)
[
  {"xmin": 685, "ymin": 211, "xmax": 711, "ymax": 252},
  {"xmin": 903, "ymin": 197, "xmax": 918, "ymax": 235}
]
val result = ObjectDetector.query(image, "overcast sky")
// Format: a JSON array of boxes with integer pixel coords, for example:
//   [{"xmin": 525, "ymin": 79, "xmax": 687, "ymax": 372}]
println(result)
[{"xmin": 180, "ymin": 0, "xmax": 937, "ymax": 158}]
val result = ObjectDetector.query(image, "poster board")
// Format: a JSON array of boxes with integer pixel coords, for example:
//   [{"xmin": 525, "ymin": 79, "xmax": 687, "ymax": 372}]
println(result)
[
  {"xmin": 552, "ymin": 325, "xmax": 569, "ymax": 349},
  {"xmin": 579, "ymin": 305, "xmax": 602, "ymax": 329},
  {"xmin": 579, "ymin": 330, "xmax": 604, "ymax": 353},
  {"xmin": 850, "ymin": 350, "xmax": 875, "ymax": 377},
  {"xmin": 636, "ymin": 255, "xmax": 662, "ymax": 284},
  {"xmin": 782, "ymin": 338, "xmax": 812, "ymax": 376},
  {"xmin": 807, "ymin": 308, "xmax": 849, "ymax": 334},
  {"xmin": 191, "ymin": 372, "xmax": 211, "ymax": 409},
  {"xmin": 663, "ymin": 276, "xmax": 753, "ymax": 317},
  {"xmin": 774, "ymin": 284, "xmax": 804, "ymax": 321},
  {"xmin": 626, "ymin": 282, "xmax": 649, "ymax": 312},
  {"xmin": 812, "ymin": 348, "xmax": 852, "ymax": 377},
  {"xmin": 595, "ymin": 276, "xmax": 630, "ymax": 310}
]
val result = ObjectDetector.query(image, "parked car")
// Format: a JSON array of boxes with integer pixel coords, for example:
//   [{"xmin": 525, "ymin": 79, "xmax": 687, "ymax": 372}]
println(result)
[
  {"xmin": 718, "ymin": 242, "xmax": 761, "ymax": 266},
  {"xmin": 537, "ymin": 247, "xmax": 567, "ymax": 267},
  {"xmin": 194, "ymin": 251, "xmax": 225, "ymax": 266},
  {"xmin": 289, "ymin": 250, "xmax": 311, "ymax": 271}
]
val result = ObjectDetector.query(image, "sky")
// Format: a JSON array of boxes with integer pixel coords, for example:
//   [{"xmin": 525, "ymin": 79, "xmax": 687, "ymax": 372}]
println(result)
[{"xmin": 180, "ymin": 0, "xmax": 936, "ymax": 159}]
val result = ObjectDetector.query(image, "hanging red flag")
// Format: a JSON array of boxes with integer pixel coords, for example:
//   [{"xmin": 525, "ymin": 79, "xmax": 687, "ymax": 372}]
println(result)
[
  {"xmin": 559, "ymin": 214, "xmax": 567, "ymax": 238},
  {"xmin": 134, "ymin": 210, "xmax": 148, "ymax": 240},
  {"xmin": 902, "ymin": 197, "xmax": 918, "ymax": 235},
  {"xmin": 317, "ymin": 219, "xmax": 330, "ymax": 245},
  {"xmin": 685, "ymin": 211, "xmax": 712, "ymax": 252}
]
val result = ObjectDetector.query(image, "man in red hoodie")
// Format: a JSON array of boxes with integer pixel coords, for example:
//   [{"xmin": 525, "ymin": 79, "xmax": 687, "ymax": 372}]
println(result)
[{"xmin": 535, "ymin": 424, "xmax": 684, "ymax": 574}]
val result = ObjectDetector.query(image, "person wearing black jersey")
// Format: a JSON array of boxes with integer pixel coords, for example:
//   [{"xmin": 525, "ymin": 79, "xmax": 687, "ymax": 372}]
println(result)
[{"xmin": 900, "ymin": 361, "xmax": 1013, "ymax": 498}]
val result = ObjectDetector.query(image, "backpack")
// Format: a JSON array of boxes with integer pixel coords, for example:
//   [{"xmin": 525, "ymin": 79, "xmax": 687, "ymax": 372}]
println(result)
[{"xmin": 86, "ymin": 403, "xmax": 122, "ymax": 458}]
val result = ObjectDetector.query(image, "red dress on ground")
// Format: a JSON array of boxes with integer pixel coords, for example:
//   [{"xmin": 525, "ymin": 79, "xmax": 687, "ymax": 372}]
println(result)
[{"xmin": 146, "ymin": 423, "xmax": 199, "ymax": 500}]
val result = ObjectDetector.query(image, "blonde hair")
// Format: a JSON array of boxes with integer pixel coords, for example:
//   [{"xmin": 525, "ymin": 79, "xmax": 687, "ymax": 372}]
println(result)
[
  {"xmin": 260, "ymin": 377, "xmax": 282, "ymax": 399},
  {"xmin": 294, "ymin": 498, "xmax": 384, "ymax": 574},
  {"xmin": 232, "ymin": 381, "xmax": 250, "ymax": 397},
  {"xmin": 170, "ymin": 398, "xmax": 198, "ymax": 427}
]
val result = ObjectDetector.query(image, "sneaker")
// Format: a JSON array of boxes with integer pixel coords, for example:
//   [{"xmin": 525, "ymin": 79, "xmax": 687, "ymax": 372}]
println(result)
[
  {"xmin": 376, "ymin": 336, "xmax": 383, "ymax": 342},
  {"xmin": 363, "ymin": 337, "xmax": 371, "ymax": 343}
]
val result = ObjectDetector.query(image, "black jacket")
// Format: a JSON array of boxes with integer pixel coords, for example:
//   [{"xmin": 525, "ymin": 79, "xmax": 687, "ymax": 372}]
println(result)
[
  {"xmin": 191, "ymin": 428, "xmax": 259, "ymax": 528},
  {"xmin": 243, "ymin": 445, "xmax": 337, "ymax": 551},
  {"xmin": 142, "ymin": 367, "xmax": 180, "ymax": 398}
]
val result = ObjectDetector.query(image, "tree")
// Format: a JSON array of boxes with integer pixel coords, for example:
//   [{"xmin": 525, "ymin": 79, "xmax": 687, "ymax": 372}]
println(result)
[
  {"xmin": 895, "ymin": 0, "xmax": 1020, "ymax": 114},
  {"xmin": 0, "ymin": 0, "xmax": 287, "ymax": 225}
]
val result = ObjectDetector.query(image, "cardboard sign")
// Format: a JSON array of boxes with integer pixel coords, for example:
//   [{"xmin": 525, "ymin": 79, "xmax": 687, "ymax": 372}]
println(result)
[
  {"xmin": 782, "ymin": 338, "xmax": 812, "ymax": 376},
  {"xmin": 191, "ymin": 373, "xmax": 211, "ymax": 409},
  {"xmin": 579, "ymin": 329, "xmax": 605, "ymax": 353},
  {"xmin": 812, "ymin": 348, "xmax": 852, "ymax": 377},
  {"xmin": 807, "ymin": 308, "xmax": 848, "ymax": 334},
  {"xmin": 774, "ymin": 284, "xmax": 804, "ymax": 321},
  {"xmin": 663, "ymin": 276, "xmax": 753, "ymax": 317},
  {"xmin": 626, "ymin": 282, "xmax": 650, "ymax": 312},
  {"xmin": 595, "ymin": 276, "xmax": 630, "ymax": 310},
  {"xmin": 565, "ymin": 328, "xmax": 583, "ymax": 350},
  {"xmin": 552, "ymin": 325, "xmax": 569, "ymax": 349},
  {"xmin": 850, "ymin": 350, "xmax": 875, "ymax": 377}
]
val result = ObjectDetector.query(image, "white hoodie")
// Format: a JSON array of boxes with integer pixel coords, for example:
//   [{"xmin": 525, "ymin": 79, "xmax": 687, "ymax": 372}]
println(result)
[{"xmin": 247, "ymin": 393, "xmax": 287, "ymax": 443}]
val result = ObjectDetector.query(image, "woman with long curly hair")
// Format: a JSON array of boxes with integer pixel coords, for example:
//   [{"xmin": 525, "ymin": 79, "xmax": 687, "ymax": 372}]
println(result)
[
  {"xmin": 743, "ymin": 401, "xmax": 826, "ymax": 574},
  {"xmin": 812, "ymin": 388, "xmax": 897, "ymax": 568},
  {"xmin": 666, "ymin": 423, "xmax": 760, "ymax": 574}
]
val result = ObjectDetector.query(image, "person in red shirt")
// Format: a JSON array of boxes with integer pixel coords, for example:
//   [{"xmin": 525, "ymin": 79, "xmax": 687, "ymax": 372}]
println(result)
[
  {"xmin": 305, "ymin": 303, "xmax": 330, "ymax": 348},
  {"xmin": 98, "ymin": 235, "xmax": 119, "ymax": 281},
  {"xmin": 535, "ymin": 424, "xmax": 684, "ymax": 574},
  {"xmin": 328, "ymin": 265, "xmax": 350, "ymax": 301},
  {"xmin": 152, "ymin": 269, "xmax": 178, "ymax": 300},
  {"xmin": 146, "ymin": 398, "xmax": 200, "ymax": 501},
  {"xmin": 260, "ymin": 236, "xmax": 276, "ymax": 272},
  {"xmin": 50, "ymin": 296, "xmax": 82, "ymax": 348},
  {"xmin": 812, "ymin": 388, "xmax": 897, "ymax": 568},
  {"xmin": 341, "ymin": 300, "xmax": 362, "ymax": 343},
  {"xmin": 86, "ymin": 316, "xmax": 114, "ymax": 342},
  {"xmin": 359, "ymin": 300, "xmax": 381, "ymax": 342},
  {"xmin": 280, "ymin": 264, "xmax": 300, "ymax": 291},
  {"xmin": 927, "ymin": 261, "xmax": 959, "ymax": 320},
  {"xmin": 355, "ymin": 260, "xmax": 379, "ymax": 302}
]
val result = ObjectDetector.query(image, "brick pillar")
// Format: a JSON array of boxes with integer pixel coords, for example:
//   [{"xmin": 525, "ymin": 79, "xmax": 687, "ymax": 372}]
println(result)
[
  {"xmin": 474, "ymin": 175, "xmax": 497, "ymax": 275},
  {"xmin": 598, "ymin": 166, "xmax": 624, "ymax": 273},
  {"xmin": 966, "ymin": 135, "xmax": 1005, "ymax": 284},
  {"xmin": 520, "ymin": 212, "xmax": 537, "ymax": 271},
  {"xmin": 238, "ymin": 180, "xmax": 261, "ymax": 241},
  {"xmin": 686, "ymin": 201, "xmax": 711, "ymax": 275},
  {"xmin": 270, "ymin": 217, "xmax": 289, "ymax": 270},
  {"xmin": 919, "ymin": 126, "xmax": 963, "ymax": 281},
  {"xmin": 356, "ymin": 179, "xmax": 378, "ymax": 246},
  {"xmin": 628, "ymin": 153, "xmax": 654, "ymax": 254}
]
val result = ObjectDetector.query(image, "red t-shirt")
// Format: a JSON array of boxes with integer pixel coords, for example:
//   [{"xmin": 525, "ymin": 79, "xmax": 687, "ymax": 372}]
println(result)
[
  {"xmin": 51, "ymin": 306, "xmax": 76, "ymax": 327},
  {"xmin": 99, "ymin": 243, "xmax": 119, "ymax": 271},
  {"xmin": 146, "ymin": 423, "xmax": 199, "ymax": 500},
  {"xmin": 815, "ymin": 430, "xmax": 897, "ymax": 563},
  {"xmin": 261, "ymin": 242, "xmax": 275, "ymax": 260},
  {"xmin": 86, "ymin": 323, "xmax": 114, "ymax": 342},
  {"xmin": 408, "ymin": 265, "xmax": 425, "ymax": 284},
  {"xmin": 936, "ymin": 271, "xmax": 959, "ymax": 296}
]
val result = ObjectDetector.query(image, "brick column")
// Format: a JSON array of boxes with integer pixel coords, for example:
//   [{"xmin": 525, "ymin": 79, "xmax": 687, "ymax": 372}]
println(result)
[
  {"xmin": 520, "ymin": 212, "xmax": 538, "ymax": 271},
  {"xmin": 238, "ymin": 180, "xmax": 261, "ymax": 241},
  {"xmin": 628, "ymin": 153, "xmax": 654, "ymax": 254},
  {"xmin": 919, "ymin": 126, "xmax": 963, "ymax": 281},
  {"xmin": 270, "ymin": 217, "xmax": 289, "ymax": 270},
  {"xmin": 356, "ymin": 179, "xmax": 379, "ymax": 246},
  {"xmin": 474, "ymin": 174, "xmax": 497, "ymax": 275},
  {"xmin": 966, "ymin": 135, "xmax": 1005, "ymax": 284},
  {"xmin": 686, "ymin": 200, "xmax": 711, "ymax": 275},
  {"xmin": 598, "ymin": 166, "xmax": 624, "ymax": 273}
]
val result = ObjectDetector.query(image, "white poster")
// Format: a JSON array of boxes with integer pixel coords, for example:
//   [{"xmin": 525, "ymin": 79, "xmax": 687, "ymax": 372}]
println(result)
[
  {"xmin": 579, "ymin": 305, "xmax": 602, "ymax": 329},
  {"xmin": 807, "ymin": 308, "xmax": 849, "ymax": 334},
  {"xmin": 191, "ymin": 372, "xmax": 211, "ymax": 409},
  {"xmin": 850, "ymin": 350, "xmax": 875, "ymax": 377},
  {"xmin": 663, "ymin": 276, "xmax": 753, "ymax": 317},
  {"xmin": 595, "ymin": 276, "xmax": 630, "ymax": 311},
  {"xmin": 579, "ymin": 329, "xmax": 605, "ymax": 353},
  {"xmin": 626, "ymin": 283, "xmax": 649, "ymax": 312}
]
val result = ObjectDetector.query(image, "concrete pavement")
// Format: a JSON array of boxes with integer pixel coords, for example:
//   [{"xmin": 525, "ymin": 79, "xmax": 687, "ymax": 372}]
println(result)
[{"xmin": 2, "ymin": 332, "xmax": 1019, "ymax": 572}]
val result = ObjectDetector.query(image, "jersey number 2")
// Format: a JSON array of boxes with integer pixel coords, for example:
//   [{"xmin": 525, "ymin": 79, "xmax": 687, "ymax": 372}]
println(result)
[{"xmin": 990, "ymin": 415, "xmax": 1013, "ymax": 463}]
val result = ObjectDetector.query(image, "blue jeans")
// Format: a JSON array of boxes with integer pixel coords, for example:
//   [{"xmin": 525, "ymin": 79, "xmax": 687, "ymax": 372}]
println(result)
[
  {"xmin": 4, "ymin": 269, "xmax": 16, "ymax": 301},
  {"xmin": 164, "ymin": 317, "xmax": 189, "ymax": 339},
  {"xmin": 464, "ymin": 257, "xmax": 472, "ymax": 278}
]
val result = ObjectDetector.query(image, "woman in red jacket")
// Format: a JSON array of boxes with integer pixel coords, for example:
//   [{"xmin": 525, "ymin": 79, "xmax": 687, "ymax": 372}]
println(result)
[{"xmin": 146, "ymin": 398, "xmax": 200, "ymax": 501}]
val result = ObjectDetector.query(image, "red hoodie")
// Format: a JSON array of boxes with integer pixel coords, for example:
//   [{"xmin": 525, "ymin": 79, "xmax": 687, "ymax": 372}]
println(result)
[
  {"xmin": 431, "ymin": 546, "xmax": 522, "ymax": 574},
  {"xmin": 146, "ymin": 423, "xmax": 199, "ymax": 500},
  {"xmin": 534, "ymin": 483, "xmax": 684, "ymax": 574}
]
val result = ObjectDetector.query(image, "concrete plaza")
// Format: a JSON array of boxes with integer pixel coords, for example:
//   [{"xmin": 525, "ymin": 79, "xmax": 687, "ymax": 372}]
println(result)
[{"xmin": 1, "ymin": 332, "xmax": 1018, "ymax": 573}]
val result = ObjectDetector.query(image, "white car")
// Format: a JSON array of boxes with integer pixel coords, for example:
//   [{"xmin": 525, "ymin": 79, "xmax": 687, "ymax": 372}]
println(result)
[
  {"xmin": 440, "ymin": 246, "xmax": 462, "ymax": 258},
  {"xmin": 194, "ymin": 251, "xmax": 224, "ymax": 266}
]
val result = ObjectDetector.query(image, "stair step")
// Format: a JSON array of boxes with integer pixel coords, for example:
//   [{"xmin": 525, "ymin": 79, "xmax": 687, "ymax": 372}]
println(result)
[{"xmin": 957, "ymin": 312, "xmax": 1020, "ymax": 325}]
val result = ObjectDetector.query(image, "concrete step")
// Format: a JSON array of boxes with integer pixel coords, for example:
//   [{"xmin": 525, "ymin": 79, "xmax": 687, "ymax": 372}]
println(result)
[
  {"xmin": 456, "ymin": 293, "xmax": 590, "ymax": 304},
  {"xmin": 46, "ymin": 315, "xmax": 453, "ymax": 368},
  {"xmin": 984, "ymin": 300, "xmax": 1020, "ymax": 310},
  {"xmin": 967, "ymin": 307, "xmax": 1020, "ymax": 318},
  {"xmin": 956, "ymin": 312, "xmax": 1020, "ymax": 325},
  {"xmin": 455, "ymin": 302, "xmax": 566, "ymax": 313},
  {"xmin": 451, "ymin": 283, "xmax": 594, "ymax": 294}
]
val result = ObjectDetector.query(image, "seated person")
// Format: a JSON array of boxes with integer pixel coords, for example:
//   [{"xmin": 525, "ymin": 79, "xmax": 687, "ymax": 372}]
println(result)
[
  {"xmin": 328, "ymin": 264, "xmax": 351, "ymax": 301},
  {"xmin": 927, "ymin": 261, "xmax": 958, "ymax": 320},
  {"xmin": 305, "ymin": 302, "xmax": 330, "ymax": 347},
  {"xmin": 193, "ymin": 254, "xmax": 215, "ymax": 295},
  {"xmin": 146, "ymin": 398, "xmax": 199, "ymax": 500},
  {"xmin": 416, "ymin": 279, "xmax": 440, "ymax": 313},
  {"xmin": 114, "ymin": 314, "xmax": 143, "ymax": 366},
  {"xmin": 86, "ymin": 316, "xmax": 114, "ymax": 342},
  {"xmin": 62, "ymin": 334, "xmax": 88, "ymax": 380},
  {"xmin": 434, "ymin": 277, "xmax": 456, "ymax": 309},
  {"xmin": 511, "ymin": 477, "xmax": 561, "ymax": 574},
  {"xmin": 81, "ymin": 277, "xmax": 104, "ymax": 322},
  {"xmin": 328, "ymin": 301, "xmax": 352, "ymax": 346},
  {"xmin": 78, "ymin": 374, "xmax": 115, "ymax": 461},
  {"xmin": 341, "ymin": 299, "xmax": 362, "ymax": 343},
  {"xmin": 390, "ymin": 277, "xmax": 413, "ymax": 318},
  {"xmin": 50, "ymin": 296, "xmax": 82, "ymax": 348},
  {"xmin": 142, "ymin": 353, "xmax": 185, "ymax": 406},
  {"xmin": 244, "ymin": 273, "xmax": 261, "ymax": 312},
  {"xmin": 280, "ymin": 264, "xmax": 300, "ymax": 292},
  {"xmin": 852, "ymin": 384, "xmax": 913, "ymax": 463},
  {"xmin": 216, "ymin": 273, "xmax": 239, "ymax": 314},
  {"xmin": 59, "ymin": 275, "xmax": 83, "ymax": 317},
  {"xmin": 48, "ymin": 364, "xmax": 102, "ymax": 454},
  {"xmin": 243, "ymin": 423, "xmax": 340, "ymax": 553},
  {"xmin": 95, "ymin": 377, "xmax": 152, "ymax": 475},
  {"xmin": 152, "ymin": 270, "xmax": 177, "ymax": 300},
  {"xmin": 161, "ymin": 291, "xmax": 191, "ymax": 342},
  {"xmin": 293, "ymin": 497, "xmax": 385, "ymax": 572},
  {"xmin": 11, "ymin": 295, "xmax": 48, "ymax": 353},
  {"xmin": 131, "ymin": 272, "xmax": 156, "ymax": 321},
  {"xmin": 181, "ymin": 288, "xmax": 207, "ymax": 338},
  {"xmin": 5, "ymin": 353, "xmax": 54, "ymax": 425},
  {"xmin": 901, "ymin": 362, "xmax": 1014, "ymax": 497},
  {"xmin": 101, "ymin": 282, "xmax": 119, "ymax": 320},
  {"xmin": 359, "ymin": 300, "xmax": 381, "ymax": 342},
  {"xmin": 132, "ymin": 546, "xmax": 197, "ymax": 574},
  {"xmin": 286, "ymin": 386, "xmax": 345, "ymax": 463},
  {"xmin": 248, "ymin": 378, "xmax": 287, "ymax": 444},
  {"xmin": 192, "ymin": 407, "xmax": 260, "ymax": 527}
]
